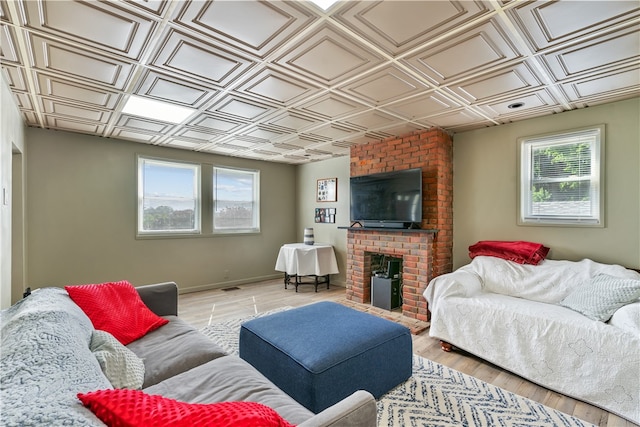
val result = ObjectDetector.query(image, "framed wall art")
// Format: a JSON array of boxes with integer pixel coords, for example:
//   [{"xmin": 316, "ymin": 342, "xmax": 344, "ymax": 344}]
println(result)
[
  {"xmin": 316, "ymin": 178, "xmax": 337, "ymax": 202},
  {"xmin": 315, "ymin": 208, "xmax": 336, "ymax": 223}
]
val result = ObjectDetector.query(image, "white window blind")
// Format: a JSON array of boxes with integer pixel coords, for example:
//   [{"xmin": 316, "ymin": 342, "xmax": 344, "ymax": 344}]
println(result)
[
  {"xmin": 213, "ymin": 166, "xmax": 260, "ymax": 233},
  {"xmin": 519, "ymin": 125, "xmax": 604, "ymax": 226},
  {"xmin": 138, "ymin": 157, "xmax": 201, "ymax": 234}
]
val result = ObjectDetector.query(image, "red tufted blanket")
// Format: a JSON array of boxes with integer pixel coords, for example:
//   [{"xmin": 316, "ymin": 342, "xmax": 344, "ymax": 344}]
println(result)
[{"xmin": 468, "ymin": 240, "xmax": 550, "ymax": 265}]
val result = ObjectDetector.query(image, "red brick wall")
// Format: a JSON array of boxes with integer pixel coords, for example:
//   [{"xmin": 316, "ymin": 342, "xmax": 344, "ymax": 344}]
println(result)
[
  {"xmin": 346, "ymin": 229, "xmax": 434, "ymax": 321},
  {"xmin": 347, "ymin": 128, "xmax": 453, "ymax": 320}
]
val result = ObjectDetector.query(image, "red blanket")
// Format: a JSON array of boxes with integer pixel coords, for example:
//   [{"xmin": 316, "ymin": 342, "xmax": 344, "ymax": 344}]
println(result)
[{"xmin": 468, "ymin": 240, "xmax": 550, "ymax": 265}]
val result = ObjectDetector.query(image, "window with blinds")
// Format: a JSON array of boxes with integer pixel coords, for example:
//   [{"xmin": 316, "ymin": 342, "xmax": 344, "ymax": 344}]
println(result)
[
  {"xmin": 518, "ymin": 125, "xmax": 605, "ymax": 226},
  {"xmin": 137, "ymin": 157, "xmax": 201, "ymax": 235},
  {"xmin": 213, "ymin": 166, "xmax": 260, "ymax": 233}
]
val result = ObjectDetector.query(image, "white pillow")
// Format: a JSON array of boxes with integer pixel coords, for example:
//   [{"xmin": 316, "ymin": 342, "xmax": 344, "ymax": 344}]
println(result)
[
  {"xmin": 559, "ymin": 274, "xmax": 640, "ymax": 322},
  {"xmin": 90, "ymin": 330, "xmax": 145, "ymax": 389},
  {"xmin": 609, "ymin": 302, "xmax": 640, "ymax": 335}
]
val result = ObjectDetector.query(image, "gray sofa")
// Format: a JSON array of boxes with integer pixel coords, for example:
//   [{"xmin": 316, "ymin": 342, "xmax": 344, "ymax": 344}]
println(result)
[{"xmin": 0, "ymin": 282, "xmax": 377, "ymax": 426}]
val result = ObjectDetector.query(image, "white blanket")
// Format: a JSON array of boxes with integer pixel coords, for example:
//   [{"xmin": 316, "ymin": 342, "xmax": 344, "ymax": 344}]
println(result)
[{"xmin": 424, "ymin": 256, "xmax": 640, "ymax": 424}]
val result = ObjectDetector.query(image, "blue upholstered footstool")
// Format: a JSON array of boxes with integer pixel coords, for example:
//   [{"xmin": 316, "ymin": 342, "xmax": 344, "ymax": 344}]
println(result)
[{"xmin": 239, "ymin": 301, "xmax": 412, "ymax": 413}]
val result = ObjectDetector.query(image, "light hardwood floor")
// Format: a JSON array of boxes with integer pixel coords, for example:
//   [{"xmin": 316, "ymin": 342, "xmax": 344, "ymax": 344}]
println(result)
[{"xmin": 178, "ymin": 279, "xmax": 636, "ymax": 427}]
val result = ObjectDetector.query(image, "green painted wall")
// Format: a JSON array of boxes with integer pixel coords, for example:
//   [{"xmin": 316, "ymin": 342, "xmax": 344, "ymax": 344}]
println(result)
[
  {"xmin": 452, "ymin": 98, "xmax": 640, "ymax": 269},
  {"xmin": 24, "ymin": 128, "xmax": 297, "ymax": 293}
]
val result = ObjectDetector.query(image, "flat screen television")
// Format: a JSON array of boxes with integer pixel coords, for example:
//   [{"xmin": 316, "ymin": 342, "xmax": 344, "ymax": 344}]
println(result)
[{"xmin": 350, "ymin": 168, "xmax": 422, "ymax": 229}]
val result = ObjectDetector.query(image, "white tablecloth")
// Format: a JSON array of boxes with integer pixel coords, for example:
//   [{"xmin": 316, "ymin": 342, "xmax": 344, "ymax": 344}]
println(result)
[{"xmin": 275, "ymin": 243, "xmax": 339, "ymax": 276}]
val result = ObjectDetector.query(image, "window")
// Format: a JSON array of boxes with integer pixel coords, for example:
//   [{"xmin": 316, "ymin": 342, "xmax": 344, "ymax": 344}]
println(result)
[
  {"xmin": 138, "ymin": 157, "xmax": 200, "ymax": 235},
  {"xmin": 518, "ymin": 125, "xmax": 604, "ymax": 226},
  {"xmin": 213, "ymin": 167, "xmax": 260, "ymax": 233}
]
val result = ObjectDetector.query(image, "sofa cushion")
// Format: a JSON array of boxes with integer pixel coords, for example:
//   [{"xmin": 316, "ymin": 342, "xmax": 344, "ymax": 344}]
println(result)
[
  {"xmin": 471, "ymin": 256, "xmax": 640, "ymax": 304},
  {"xmin": 145, "ymin": 355, "xmax": 314, "ymax": 425},
  {"xmin": 559, "ymin": 274, "xmax": 640, "ymax": 321},
  {"xmin": 90, "ymin": 330, "xmax": 145, "ymax": 389},
  {"xmin": 608, "ymin": 302, "xmax": 640, "ymax": 335},
  {"xmin": 65, "ymin": 281, "xmax": 168, "ymax": 345},
  {"xmin": 126, "ymin": 316, "xmax": 227, "ymax": 388},
  {"xmin": 78, "ymin": 389, "xmax": 295, "ymax": 427}
]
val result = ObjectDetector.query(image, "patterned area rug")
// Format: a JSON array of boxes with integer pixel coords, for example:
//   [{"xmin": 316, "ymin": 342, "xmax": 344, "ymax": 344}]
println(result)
[{"xmin": 201, "ymin": 309, "xmax": 594, "ymax": 427}]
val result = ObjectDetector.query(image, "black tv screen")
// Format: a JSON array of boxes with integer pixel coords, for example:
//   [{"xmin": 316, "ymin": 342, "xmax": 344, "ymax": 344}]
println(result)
[{"xmin": 350, "ymin": 168, "xmax": 422, "ymax": 228}]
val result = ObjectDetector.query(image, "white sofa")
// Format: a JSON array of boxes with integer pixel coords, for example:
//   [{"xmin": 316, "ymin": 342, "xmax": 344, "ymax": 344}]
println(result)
[{"xmin": 424, "ymin": 256, "xmax": 640, "ymax": 424}]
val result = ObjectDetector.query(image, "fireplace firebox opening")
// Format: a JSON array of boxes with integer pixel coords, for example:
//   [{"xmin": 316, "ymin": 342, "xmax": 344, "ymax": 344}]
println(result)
[{"xmin": 370, "ymin": 253, "xmax": 403, "ymax": 311}]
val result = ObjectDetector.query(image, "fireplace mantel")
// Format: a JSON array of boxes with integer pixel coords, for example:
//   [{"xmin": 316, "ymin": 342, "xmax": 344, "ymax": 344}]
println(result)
[{"xmin": 339, "ymin": 226, "xmax": 438, "ymax": 234}]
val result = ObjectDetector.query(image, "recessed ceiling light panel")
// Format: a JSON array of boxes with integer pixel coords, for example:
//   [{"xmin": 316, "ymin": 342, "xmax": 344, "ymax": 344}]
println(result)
[
  {"xmin": 122, "ymin": 95, "xmax": 196, "ymax": 124},
  {"xmin": 308, "ymin": 0, "xmax": 339, "ymax": 10}
]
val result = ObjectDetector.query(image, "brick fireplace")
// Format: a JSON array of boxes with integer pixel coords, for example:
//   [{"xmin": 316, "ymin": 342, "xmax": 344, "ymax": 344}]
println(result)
[{"xmin": 346, "ymin": 128, "xmax": 453, "ymax": 322}]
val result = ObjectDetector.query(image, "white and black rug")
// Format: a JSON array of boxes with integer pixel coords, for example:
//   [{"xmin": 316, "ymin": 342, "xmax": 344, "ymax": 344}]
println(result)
[{"xmin": 201, "ymin": 309, "xmax": 594, "ymax": 427}]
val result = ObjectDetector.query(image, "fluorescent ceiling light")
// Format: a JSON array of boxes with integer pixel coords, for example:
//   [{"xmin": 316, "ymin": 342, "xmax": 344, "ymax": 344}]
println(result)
[
  {"xmin": 122, "ymin": 95, "xmax": 195, "ymax": 124},
  {"xmin": 309, "ymin": 0, "xmax": 339, "ymax": 10}
]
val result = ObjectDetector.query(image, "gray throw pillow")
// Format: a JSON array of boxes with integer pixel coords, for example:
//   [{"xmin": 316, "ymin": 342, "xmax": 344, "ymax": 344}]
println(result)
[
  {"xmin": 559, "ymin": 274, "xmax": 640, "ymax": 322},
  {"xmin": 90, "ymin": 330, "xmax": 145, "ymax": 389}
]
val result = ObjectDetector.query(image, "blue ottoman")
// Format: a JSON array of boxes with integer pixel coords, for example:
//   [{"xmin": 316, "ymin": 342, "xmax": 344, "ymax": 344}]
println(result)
[{"xmin": 239, "ymin": 301, "xmax": 412, "ymax": 413}]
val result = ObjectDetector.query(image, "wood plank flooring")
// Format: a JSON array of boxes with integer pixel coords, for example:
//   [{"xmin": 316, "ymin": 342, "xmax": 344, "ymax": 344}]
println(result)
[{"xmin": 178, "ymin": 279, "xmax": 636, "ymax": 427}]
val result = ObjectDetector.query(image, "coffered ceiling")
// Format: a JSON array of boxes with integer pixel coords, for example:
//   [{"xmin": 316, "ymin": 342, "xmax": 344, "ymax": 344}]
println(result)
[{"xmin": 1, "ymin": 1, "xmax": 639, "ymax": 164}]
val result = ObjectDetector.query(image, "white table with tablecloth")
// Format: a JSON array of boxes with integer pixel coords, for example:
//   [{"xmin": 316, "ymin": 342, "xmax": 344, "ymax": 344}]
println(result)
[{"xmin": 275, "ymin": 243, "xmax": 339, "ymax": 292}]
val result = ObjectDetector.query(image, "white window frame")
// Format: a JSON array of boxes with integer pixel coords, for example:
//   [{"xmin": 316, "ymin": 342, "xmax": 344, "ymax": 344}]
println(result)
[
  {"xmin": 137, "ymin": 156, "xmax": 201, "ymax": 236},
  {"xmin": 213, "ymin": 166, "xmax": 260, "ymax": 234},
  {"xmin": 517, "ymin": 125, "xmax": 605, "ymax": 227}
]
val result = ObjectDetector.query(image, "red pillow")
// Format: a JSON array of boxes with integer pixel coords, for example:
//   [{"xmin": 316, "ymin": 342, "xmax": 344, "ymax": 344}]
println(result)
[
  {"xmin": 78, "ymin": 389, "xmax": 296, "ymax": 427},
  {"xmin": 65, "ymin": 281, "xmax": 168, "ymax": 345}
]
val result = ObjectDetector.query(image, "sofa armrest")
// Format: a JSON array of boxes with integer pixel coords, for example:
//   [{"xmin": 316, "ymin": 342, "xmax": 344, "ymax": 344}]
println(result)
[
  {"xmin": 424, "ymin": 269, "xmax": 482, "ymax": 305},
  {"xmin": 297, "ymin": 390, "xmax": 377, "ymax": 427},
  {"xmin": 136, "ymin": 282, "xmax": 178, "ymax": 316}
]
